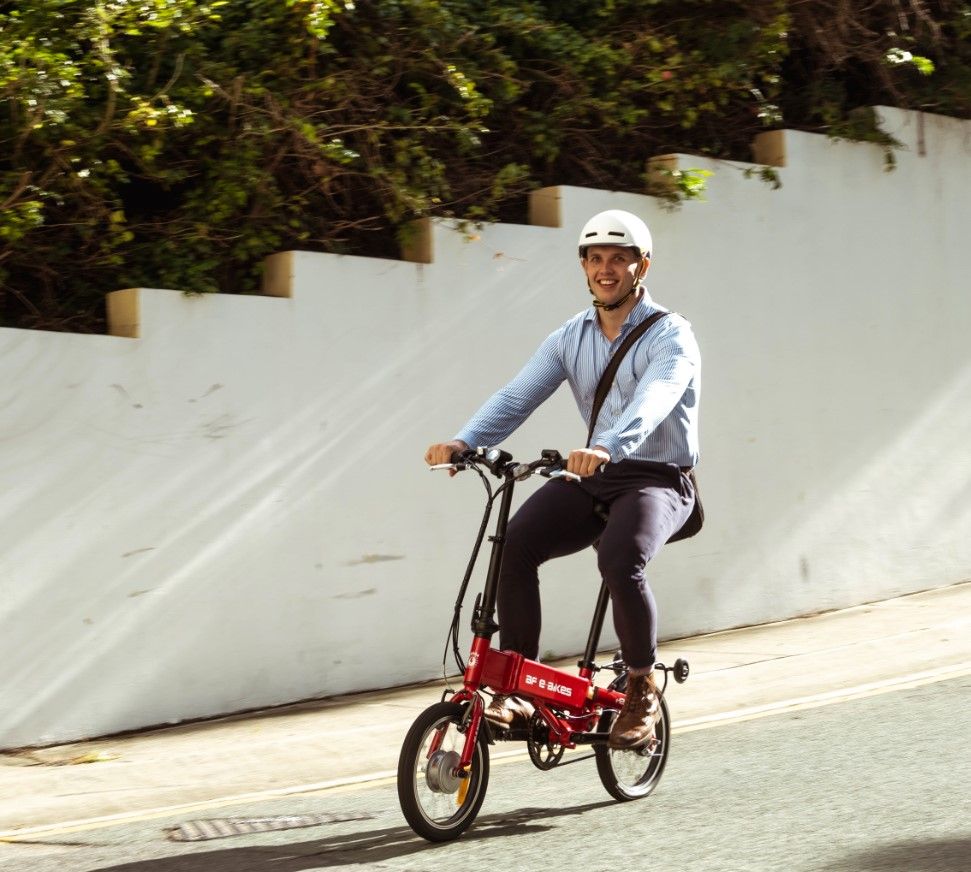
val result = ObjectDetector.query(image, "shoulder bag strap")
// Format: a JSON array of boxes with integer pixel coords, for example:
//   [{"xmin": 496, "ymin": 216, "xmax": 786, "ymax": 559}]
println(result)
[{"xmin": 586, "ymin": 310, "xmax": 670, "ymax": 448}]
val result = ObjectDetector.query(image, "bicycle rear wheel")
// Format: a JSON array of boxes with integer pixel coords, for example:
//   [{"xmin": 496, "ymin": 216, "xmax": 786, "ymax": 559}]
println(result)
[
  {"xmin": 594, "ymin": 696, "xmax": 670, "ymax": 801},
  {"xmin": 397, "ymin": 701, "xmax": 490, "ymax": 842}
]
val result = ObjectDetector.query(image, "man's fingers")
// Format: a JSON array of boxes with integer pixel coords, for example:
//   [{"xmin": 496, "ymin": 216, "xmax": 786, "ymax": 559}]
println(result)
[
  {"xmin": 425, "ymin": 441, "xmax": 467, "ymax": 467},
  {"xmin": 566, "ymin": 448, "xmax": 608, "ymax": 478},
  {"xmin": 566, "ymin": 451, "xmax": 589, "ymax": 477}
]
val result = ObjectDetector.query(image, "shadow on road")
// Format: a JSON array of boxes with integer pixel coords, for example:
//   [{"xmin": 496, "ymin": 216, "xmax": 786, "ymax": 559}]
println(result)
[
  {"xmin": 822, "ymin": 836, "xmax": 971, "ymax": 872},
  {"xmin": 86, "ymin": 800, "xmax": 618, "ymax": 871}
]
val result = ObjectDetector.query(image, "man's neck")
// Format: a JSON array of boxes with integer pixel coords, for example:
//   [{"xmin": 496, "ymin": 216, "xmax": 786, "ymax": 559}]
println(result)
[{"xmin": 596, "ymin": 292, "xmax": 642, "ymax": 341}]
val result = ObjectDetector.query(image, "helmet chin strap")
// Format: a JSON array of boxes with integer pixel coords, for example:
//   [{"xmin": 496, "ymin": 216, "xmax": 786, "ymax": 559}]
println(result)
[{"xmin": 590, "ymin": 284, "xmax": 643, "ymax": 311}]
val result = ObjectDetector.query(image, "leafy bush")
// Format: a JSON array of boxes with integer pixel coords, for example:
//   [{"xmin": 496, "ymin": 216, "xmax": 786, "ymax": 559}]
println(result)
[{"xmin": 1, "ymin": 0, "xmax": 967, "ymax": 331}]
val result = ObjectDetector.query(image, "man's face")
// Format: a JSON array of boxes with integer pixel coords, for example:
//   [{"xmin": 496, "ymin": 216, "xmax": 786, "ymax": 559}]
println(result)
[{"xmin": 581, "ymin": 245, "xmax": 646, "ymax": 307}]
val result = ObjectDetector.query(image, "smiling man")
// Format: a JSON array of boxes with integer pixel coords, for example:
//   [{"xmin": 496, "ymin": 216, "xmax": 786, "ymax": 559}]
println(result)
[{"xmin": 424, "ymin": 209, "xmax": 701, "ymax": 750}]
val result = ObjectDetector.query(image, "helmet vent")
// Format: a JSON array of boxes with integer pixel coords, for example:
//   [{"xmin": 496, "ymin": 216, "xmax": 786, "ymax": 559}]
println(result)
[{"xmin": 608, "ymin": 231, "xmax": 625, "ymax": 238}]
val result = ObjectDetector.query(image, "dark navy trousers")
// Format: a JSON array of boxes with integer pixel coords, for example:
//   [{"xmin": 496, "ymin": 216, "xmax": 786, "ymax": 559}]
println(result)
[{"xmin": 497, "ymin": 460, "xmax": 695, "ymax": 671}]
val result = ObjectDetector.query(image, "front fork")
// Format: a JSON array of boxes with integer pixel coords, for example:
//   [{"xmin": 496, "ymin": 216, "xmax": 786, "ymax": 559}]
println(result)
[
  {"xmin": 432, "ymin": 688, "xmax": 483, "ymax": 775},
  {"xmin": 437, "ymin": 634, "xmax": 493, "ymax": 773}
]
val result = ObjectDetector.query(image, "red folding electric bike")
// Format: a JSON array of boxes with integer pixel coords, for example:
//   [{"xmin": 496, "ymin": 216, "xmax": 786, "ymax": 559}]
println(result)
[{"xmin": 397, "ymin": 447, "xmax": 689, "ymax": 842}]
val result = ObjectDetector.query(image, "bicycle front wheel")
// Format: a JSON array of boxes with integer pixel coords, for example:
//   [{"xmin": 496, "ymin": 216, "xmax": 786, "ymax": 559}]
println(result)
[
  {"xmin": 594, "ymin": 696, "xmax": 670, "ymax": 801},
  {"xmin": 397, "ymin": 701, "xmax": 490, "ymax": 842}
]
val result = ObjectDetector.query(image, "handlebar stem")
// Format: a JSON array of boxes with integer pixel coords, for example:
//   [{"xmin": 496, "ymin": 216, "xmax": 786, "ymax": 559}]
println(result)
[{"xmin": 471, "ymin": 475, "xmax": 517, "ymax": 638}]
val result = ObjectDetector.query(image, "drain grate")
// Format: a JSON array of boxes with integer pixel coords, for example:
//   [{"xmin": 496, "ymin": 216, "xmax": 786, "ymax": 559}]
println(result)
[{"xmin": 168, "ymin": 812, "xmax": 374, "ymax": 842}]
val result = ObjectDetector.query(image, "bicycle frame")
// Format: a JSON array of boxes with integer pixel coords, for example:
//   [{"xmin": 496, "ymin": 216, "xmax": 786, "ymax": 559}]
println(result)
[{"xmin": 444, "ymin": 450, "xmax": 627, "ymax": 771}]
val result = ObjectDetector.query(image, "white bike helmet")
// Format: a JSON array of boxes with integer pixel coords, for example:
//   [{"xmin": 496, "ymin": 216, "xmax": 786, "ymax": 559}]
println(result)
[{"xmin": 577, "ymin": 210, "xmax": 652, "ymax": 259}]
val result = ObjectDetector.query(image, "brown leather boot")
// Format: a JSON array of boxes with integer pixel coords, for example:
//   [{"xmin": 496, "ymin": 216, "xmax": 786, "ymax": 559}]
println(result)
[
  {"xmin": 608, "ymin": 672, "xmax": 660, "ymax": 749},
  {"xmin": 484, "ymin": 695, "xmax": 535, "ymax": 728}
]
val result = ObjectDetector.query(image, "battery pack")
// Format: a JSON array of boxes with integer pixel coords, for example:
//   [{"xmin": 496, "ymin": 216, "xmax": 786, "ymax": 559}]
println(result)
[{"xmin": 479, "ymin": 649, "xmax": 589, "ymax": 709}]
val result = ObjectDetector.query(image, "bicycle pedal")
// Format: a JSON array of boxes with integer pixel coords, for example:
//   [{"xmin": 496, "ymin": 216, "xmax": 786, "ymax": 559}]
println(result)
[{"xmin": 635, "ymin": 736, "xmax": 660, "ymax": 757}]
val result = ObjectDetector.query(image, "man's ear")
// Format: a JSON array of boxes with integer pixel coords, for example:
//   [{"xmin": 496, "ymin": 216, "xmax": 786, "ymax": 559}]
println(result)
[{"xmin": 638, "ymin": 256, "xmax": 651, "ymax": 280}]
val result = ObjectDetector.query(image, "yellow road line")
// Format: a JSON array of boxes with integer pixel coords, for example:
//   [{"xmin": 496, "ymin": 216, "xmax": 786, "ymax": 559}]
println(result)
[
  {"xmin": 3, "ymin": 661, "xmax": 967, "ymax": 843},
  {"xmin": 673, "ymin": 661, "xmax": 971, "ymax": 733}
]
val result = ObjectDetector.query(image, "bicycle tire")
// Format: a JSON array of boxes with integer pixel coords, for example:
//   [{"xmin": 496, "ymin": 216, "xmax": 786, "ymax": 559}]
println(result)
[
  {"xmin": 594, "ymin": 696, "xmax": 671, "ymax": 801},
  {"xmin": 397, "ymin": 701, "xmax": 490, "ymax": 842}
]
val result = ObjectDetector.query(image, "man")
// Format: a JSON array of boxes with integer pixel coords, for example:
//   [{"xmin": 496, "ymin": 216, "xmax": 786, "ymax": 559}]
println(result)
[{"xmin": 424, "ymin": 209, "xmax": 700, "ymax": 749}]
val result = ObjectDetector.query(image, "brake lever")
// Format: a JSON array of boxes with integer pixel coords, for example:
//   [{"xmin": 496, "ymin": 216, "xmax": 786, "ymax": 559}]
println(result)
[
  {"xmin": 430, "ymin": 462, "xmax": 467, "ymax": 472},
  {"xmin": 544, "ymin": 469, "xmax": 581, "ymax": 482}
]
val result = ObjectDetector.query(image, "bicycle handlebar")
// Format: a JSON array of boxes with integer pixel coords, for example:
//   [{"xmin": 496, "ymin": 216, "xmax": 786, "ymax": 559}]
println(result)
[{"xmin": 431, "ymin": 447, "xmax": 581, "ymax": 482}]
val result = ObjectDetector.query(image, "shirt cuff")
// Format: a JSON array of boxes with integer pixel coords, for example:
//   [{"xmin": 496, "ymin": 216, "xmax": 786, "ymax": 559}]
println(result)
[
  {"xmin": 453, "ymin": 430, "xmax": 479, "ymax": 449},
  {"xmin": 593, "ymin": 434, "xmax": 622, "ymax": 462}
]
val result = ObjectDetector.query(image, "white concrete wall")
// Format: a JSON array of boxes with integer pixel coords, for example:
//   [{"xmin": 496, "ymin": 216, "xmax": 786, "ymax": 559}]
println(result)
[{"xmin": 1, "ymin": 106, "xmax": 968, "ymax": 748}]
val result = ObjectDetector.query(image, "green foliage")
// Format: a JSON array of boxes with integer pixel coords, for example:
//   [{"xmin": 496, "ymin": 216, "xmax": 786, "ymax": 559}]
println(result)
[
  {"xmin": 647, "ymin": 166, "xmax": 716, "ymax": 206},
  {"xmin": 1, "ymin": 0, "xmax": 968, "ymax": 331},
  {"xmin": 827, "ymin": 107, "xmax": 902, "ymax": 171},
  {"xmin": 743, "ymin": 165, "xmax": 782, "ymax": 190}
]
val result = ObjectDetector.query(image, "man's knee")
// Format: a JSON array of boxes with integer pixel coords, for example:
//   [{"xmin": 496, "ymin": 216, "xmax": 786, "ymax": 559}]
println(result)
[
  {"xmin": 597, "ymin": 529, "xmax": 667, "ymax": 581},
  {"xmin": 597, "ymin": 548, "xmax": 644, "ymax": 589},
  {"xmin": 502, "ymin": 517, "xmax": 533, "ymax": 563}
]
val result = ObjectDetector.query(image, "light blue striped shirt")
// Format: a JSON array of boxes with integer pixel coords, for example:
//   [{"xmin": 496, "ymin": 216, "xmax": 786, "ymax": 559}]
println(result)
[{"xmin": 454, "ymin": 295, "xmax": 700, "ymax": 466}]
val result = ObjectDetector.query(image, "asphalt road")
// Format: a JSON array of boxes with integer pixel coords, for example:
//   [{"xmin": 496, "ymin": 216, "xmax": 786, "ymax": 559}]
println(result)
[{"xmin": 3, "ymin": 673, "xmax": 968, "ymax": 872}]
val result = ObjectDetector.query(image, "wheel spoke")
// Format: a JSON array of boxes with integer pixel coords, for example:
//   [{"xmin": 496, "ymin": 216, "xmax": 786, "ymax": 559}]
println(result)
[{"xmin": 398, "ymin": 702, "xmax": 490, "ymax": 842}]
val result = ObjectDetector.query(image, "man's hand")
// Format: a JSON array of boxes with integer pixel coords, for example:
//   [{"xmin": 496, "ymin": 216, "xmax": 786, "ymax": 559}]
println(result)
[
  {"xmin": 424, "ymin": 440, "xmax": 469, "ymax": 475},
  {"xmin": 566, "ymin": 446, "xmax": 610, "ymax": 478}
]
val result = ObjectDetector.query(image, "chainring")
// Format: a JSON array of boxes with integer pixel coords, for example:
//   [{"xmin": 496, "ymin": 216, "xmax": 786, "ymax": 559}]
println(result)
[{"xmin": 526, "ymin": 711, "xmax": 565, "ymax": 770}]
